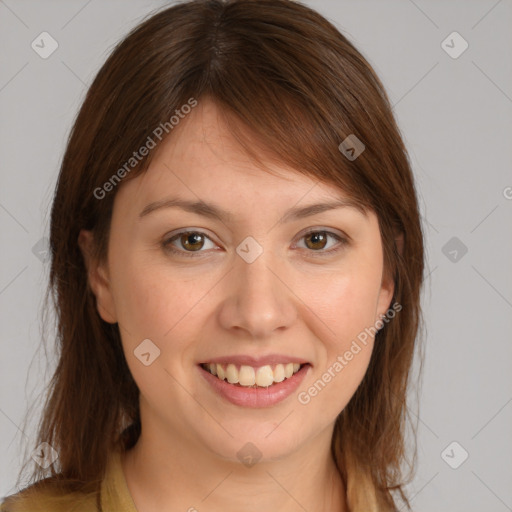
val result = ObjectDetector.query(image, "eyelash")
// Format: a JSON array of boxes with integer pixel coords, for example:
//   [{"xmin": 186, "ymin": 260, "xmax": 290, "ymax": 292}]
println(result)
[{"xmin": 162, "ymin": 228, "xmax": 348, "ymax": 259}]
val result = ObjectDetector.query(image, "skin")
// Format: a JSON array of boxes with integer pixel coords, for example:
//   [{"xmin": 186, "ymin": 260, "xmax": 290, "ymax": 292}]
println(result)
[{"xmin": 79, "ymin": 98, "xmax": 394, "ymax": 512}]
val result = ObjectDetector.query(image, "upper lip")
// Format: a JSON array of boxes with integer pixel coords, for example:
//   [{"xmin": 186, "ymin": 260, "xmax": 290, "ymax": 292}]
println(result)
[{"xmin": 200, "ymin": 354, "xmax": 310, "ymax": 367}]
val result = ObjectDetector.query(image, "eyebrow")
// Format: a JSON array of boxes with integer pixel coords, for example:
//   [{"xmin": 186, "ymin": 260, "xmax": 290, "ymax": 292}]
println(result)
[{"xmin": 138, "ymin": 196, "xmax": 366, "ymax": 223}]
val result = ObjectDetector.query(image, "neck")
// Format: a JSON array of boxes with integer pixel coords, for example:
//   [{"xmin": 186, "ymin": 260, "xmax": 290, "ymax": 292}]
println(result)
[{"xmin": 122, "ymin": 424, "xmax": 348, "ymax": 512}]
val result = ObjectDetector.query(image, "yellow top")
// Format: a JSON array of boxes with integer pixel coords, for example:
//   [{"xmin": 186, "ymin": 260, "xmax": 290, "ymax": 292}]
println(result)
[{"xmin": 0, "ymin": 449, "xmax": 138, "ymax": 512}]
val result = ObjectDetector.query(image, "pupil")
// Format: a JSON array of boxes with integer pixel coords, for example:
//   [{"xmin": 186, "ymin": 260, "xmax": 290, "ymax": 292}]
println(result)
[
  {"xmin": 183, "ymin": 233, "xmax": 203, "ymax": 250},
  {"xmin": 308, "ymin": 232, "xmax": 326, "ymax": 250}
]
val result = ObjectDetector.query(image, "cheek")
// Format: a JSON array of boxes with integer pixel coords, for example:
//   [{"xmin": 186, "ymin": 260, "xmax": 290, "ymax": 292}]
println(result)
[
  {"xmin": 108, "ymin": 256, "xmax": 206, "ymax": 410},
  {"xmin": 301, "ymin": 263, "xmax": 382, "ymax": 402},
  {"xmin": 111, "ymin": 271, "xmax": 164, "ymax": 336},
  {"xmin": 308, "ymin": 264, "xmax": 383, "ymax": 342},
  {"xmin": 297, "ymin": 282, "xmax": 379, "ymax": 415},
  {"xmin": 108, "ymin": 250, "xmax": 219, "ymax": 364}
]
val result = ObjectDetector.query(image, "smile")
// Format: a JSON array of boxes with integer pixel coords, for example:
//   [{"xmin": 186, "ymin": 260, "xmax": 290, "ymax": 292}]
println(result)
[
  {"xmin": 200, "ymin": 362, "xmax": 304, "ymax": 388},
  {"xmin": 197, "ymin": 357, "xmax": 312, "ymax": 408}
]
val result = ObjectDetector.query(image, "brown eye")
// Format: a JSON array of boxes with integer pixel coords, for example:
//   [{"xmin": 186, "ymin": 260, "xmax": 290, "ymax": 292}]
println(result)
[
  {"xmin": 304, "ymin": 231, "xmax": 329, "ymax": 250},
  {"xmin": 163, "ymin": 230, "xmax": 217, "ymax": 257},
  {"xmin": 179, "ymin": 232, "xmax": 205, "ymax": 251},
  {"xmin": 295, "ymin": 229, "xmax": 348, "ymax": 256}
]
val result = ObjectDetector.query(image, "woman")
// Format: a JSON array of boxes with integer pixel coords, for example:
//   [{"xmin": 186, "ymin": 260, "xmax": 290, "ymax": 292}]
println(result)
[{"xmin": 1, "ymin": 0, "xmax": 424, "ymax": 510}]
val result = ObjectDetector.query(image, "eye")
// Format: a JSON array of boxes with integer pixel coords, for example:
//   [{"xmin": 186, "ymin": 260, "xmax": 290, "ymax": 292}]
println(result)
[
  {"xmin": 163, "ymin": 230, "xmax": 217, "ymax": 257},
  {"xmin": 162, "ymin": 228, "xmax": 348, "ymax": 259},
  {"xmin": 294, "ymin": 229, "xmax": 348, "ymax": 255}
]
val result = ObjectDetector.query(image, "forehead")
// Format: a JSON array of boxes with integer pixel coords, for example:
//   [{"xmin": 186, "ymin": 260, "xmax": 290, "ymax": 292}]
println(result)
[
  {"xmin": 151, "ymin": 99, "xmax": 305, "ymax": 184},
  {"xmin": 121, "ymin": 99, "xmax": 358, "ymax": 210}
]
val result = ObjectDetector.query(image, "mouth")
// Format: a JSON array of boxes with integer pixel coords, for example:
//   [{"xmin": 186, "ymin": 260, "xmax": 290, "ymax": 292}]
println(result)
[
  {"xmin": 199, "ymin": 361, "xmax": 308, "ymax": 388},
  {"xmin": 197, "ymin": 356, "xmax": 312, "ymax": 408}
]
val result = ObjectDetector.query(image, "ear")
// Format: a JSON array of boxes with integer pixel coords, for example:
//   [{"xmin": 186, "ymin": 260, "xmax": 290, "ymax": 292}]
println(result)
[
  {"xmin": 376, "ymin": 271, "xmax": 395, "ymax": 322},
  {"xmin": 375, "ymin": 232, "xmax": 403, "ymax": 322},
  {"xmin": 78, "ymin": 229, "xmax": 118, "ymax": 324}
]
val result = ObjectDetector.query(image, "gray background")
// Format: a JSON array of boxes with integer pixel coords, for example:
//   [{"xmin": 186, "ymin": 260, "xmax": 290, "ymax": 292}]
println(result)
[{"xmin": 1, "ymin": 0, "xmax": 511, "ymax": 510}]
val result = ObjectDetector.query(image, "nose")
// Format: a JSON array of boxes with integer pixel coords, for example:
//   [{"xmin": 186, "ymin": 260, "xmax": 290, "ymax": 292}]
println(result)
[{"xmin": 217, "ymin": 249, "xmax": 298, "ymax": 339}]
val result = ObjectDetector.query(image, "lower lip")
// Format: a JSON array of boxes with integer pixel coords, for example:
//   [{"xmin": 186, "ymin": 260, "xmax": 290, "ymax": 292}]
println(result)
[{"xmin": 198, "ymin": 364, "xmax": 311, "ymax": 408}]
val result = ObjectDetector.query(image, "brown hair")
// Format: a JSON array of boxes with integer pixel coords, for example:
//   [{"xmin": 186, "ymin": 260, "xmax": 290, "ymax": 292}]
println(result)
[{"xmin": 8, "ymin": 0, "xmax": 424, "ymax": 510}]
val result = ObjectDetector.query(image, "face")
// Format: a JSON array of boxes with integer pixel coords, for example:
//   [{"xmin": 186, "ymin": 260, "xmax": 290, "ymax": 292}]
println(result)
[{"xmin": 80, "ymin": 98, "xmax": 394, "ymax": 464}]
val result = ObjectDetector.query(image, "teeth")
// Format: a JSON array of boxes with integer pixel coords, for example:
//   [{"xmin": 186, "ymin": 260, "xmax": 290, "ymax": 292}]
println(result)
[
  {"xmin": 255, "ymin": 365, "xmax": 273, "ymax": 387},
  {"xmin": 273, "ymin": 364, "xmax": 285, "ymax": 383},
  {"xmin": 203, "ymin": 362, "xmax": 304, "ymax": 388},
  {"xmin": 239, "ymin": 365, "xmax": 256, "ymax": 386},
  {"xmin": 226, "ymin": 364, "xmax": 239, "ymax": 384}
]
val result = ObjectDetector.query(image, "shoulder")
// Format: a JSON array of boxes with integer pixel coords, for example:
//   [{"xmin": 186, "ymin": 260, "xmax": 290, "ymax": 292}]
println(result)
[
  {"xmin": 1, "ymin": 447, "xmax": 129, "ymax": 512},
  {"xmin": 1, "ymin": 482, "xmax": 98, "ymax": 512}
]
